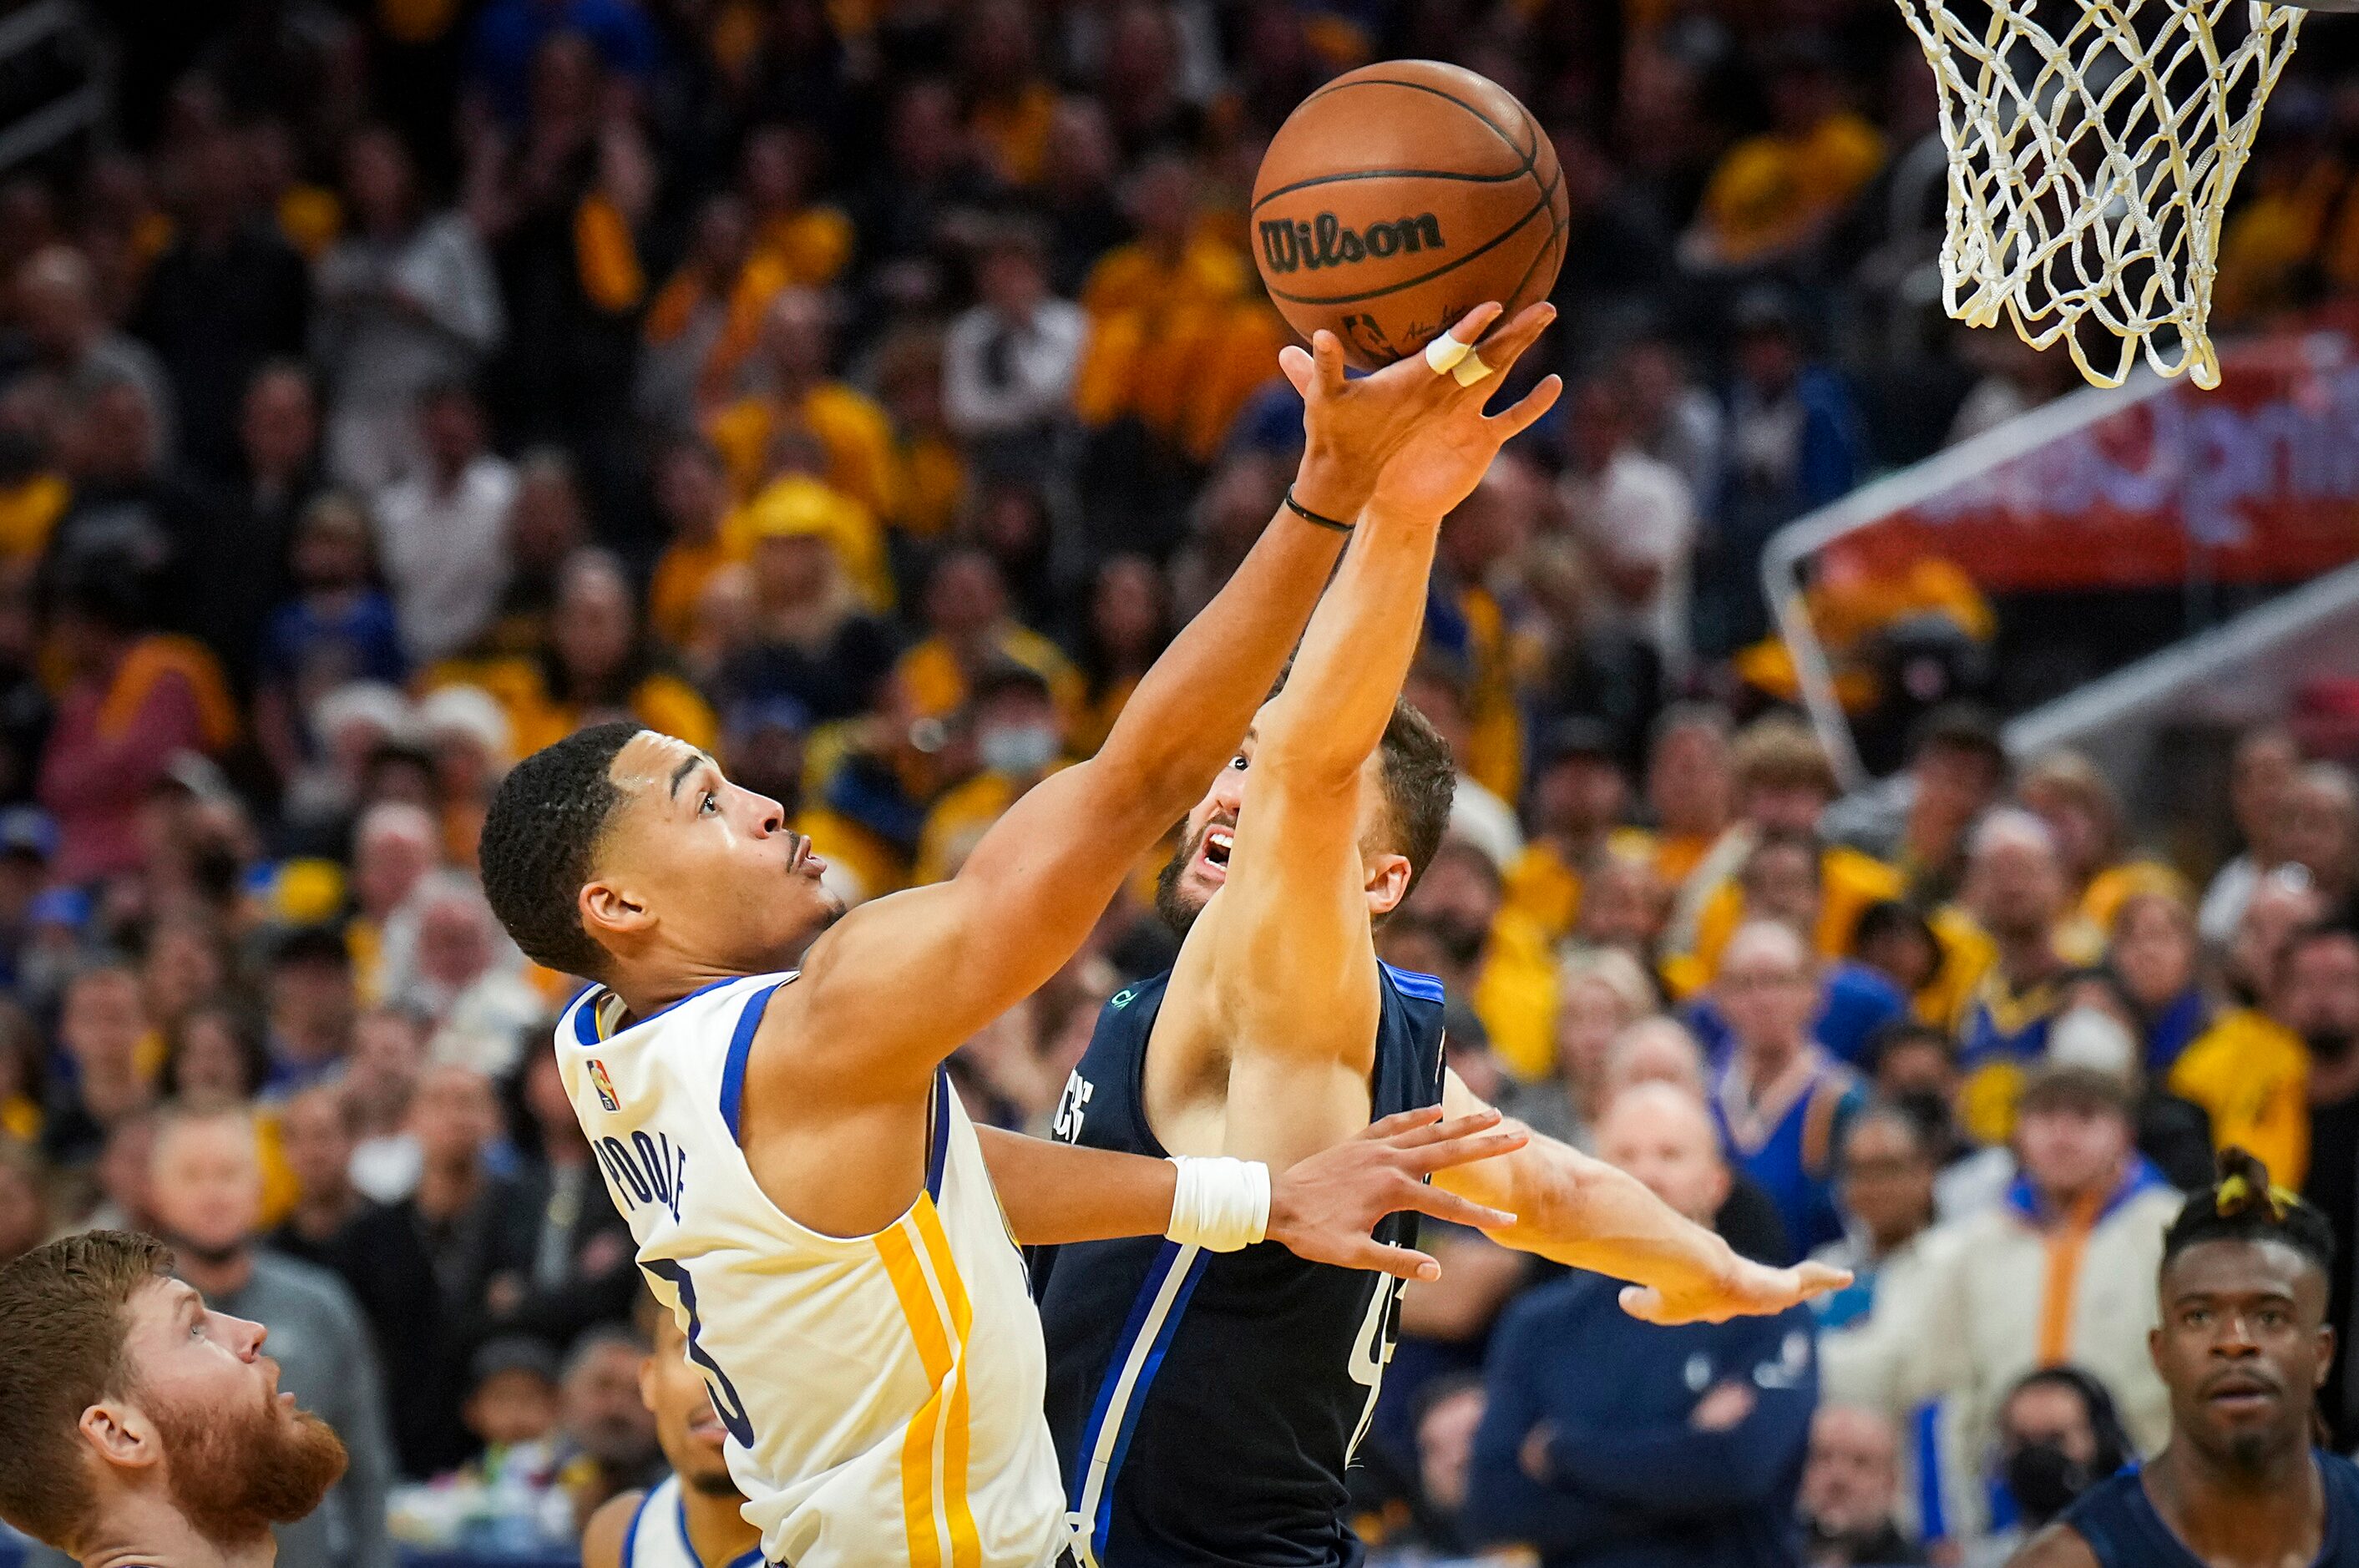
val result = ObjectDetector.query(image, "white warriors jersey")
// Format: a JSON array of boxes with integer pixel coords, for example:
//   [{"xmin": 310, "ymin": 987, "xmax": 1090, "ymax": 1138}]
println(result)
[
  {"xmin": 557, "ymin": 974, "xmax": 1070, "ymax": 1568},
  {"xmin": 620, "ymin": 1474, "xmax": 762, "ymax": 1568}
]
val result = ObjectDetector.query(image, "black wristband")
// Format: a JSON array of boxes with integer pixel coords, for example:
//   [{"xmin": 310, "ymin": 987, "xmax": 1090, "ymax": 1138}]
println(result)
[{"xmin": 1283, "ymin": 485, "xmax": 1354, "ymax": 534}]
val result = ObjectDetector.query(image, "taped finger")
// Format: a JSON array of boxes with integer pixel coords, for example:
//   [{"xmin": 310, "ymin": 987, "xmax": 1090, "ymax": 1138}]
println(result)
[
  {"xmin": 1424, "ymin": 332, "xmax": 1471, "ymax": 377},
  {"xmin": 1451, "ymin": 349, "xmax": 1493, "ymax": 387}
]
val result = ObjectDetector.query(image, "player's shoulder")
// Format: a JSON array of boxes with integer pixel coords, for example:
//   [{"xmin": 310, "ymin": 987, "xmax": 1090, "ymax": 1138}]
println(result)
[
  {"xmin": 580, "ymin": 1487, "xmax": 647, "ymax": 1568},
  {"xmin": 1377, "ymin": 960, "xmax": 1446, "ymax": 1007},
  {"xmin": 2006, "ymin": 1520, "xmax": 2103, "ymax": 1568}
]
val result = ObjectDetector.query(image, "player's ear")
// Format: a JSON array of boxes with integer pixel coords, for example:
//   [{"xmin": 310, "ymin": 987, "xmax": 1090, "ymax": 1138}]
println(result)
[
  {"xmin": 580, "ymin": 877, "xmax": 654, "ymax": 943},
  {"xmin": 78, "ymin": 1399, "xmax": 159, "ymax": 1472},
  {"xmin": 1364, "ymin": 852, "xmax": 1413, "ymax": 918},
  {"xmin": 2318, "ymin": 1324, "xmax": 2336, "ymax": 1389}
]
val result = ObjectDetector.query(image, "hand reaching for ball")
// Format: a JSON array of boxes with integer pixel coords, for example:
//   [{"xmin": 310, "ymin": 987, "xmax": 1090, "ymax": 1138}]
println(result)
[{"xmin": 1283, "ymin": 301, "xmax": 1560, "ymax": 524}]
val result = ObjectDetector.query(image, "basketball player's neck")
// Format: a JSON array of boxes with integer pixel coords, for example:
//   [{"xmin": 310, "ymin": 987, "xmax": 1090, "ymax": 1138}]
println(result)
[
  {"xmin": 78, "ymin": 1495, "xmax": 276, "ymax": 1568},
  {"xmin": 681, "ymin": 1482, "xmax": 762, "ymax": 1568},
  {"xmin": 2148, "ymin": 1434, "xmax": 2321, "ymax": 1561}
]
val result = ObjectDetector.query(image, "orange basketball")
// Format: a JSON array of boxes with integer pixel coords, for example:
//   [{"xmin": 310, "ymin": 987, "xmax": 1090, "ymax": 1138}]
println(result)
[{"xmin": 1252, "ymin": 61, "xmax": 1567, "ymax": 371}]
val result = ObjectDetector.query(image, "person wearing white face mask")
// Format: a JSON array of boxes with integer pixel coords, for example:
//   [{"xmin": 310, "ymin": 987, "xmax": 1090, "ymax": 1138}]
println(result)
[{"xmin": 914, "ymin": 663, "xmax": 1072, "ymax": 884}]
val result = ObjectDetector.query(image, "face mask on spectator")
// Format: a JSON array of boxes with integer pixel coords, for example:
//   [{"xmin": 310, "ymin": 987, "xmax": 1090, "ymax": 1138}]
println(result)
[
  {"xmin": 1891, "ymin": 1089, "xmax": 1954, "ymax": 1146},
  {"xmin": 2004, "ymin": 1439, "xmax": 2093, "ymax": 1525},
  {"xmin": 980, "ymin": 723, "xmax": 1058, "ymax": 776}
]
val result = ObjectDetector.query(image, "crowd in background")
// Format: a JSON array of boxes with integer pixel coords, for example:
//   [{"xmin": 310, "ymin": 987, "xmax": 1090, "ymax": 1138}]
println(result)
[{"xmin": 3, "ymin": 0, "xmax": 2359, "ymax": 1565}]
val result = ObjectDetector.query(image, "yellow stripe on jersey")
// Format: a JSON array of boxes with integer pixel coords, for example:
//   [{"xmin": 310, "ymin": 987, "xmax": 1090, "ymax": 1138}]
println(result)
[
  {"xmin": 878, "ymin": 1199, "xmax": 979, "ymax": 1568},
  {"xmin": 914, "ymin": 1198, "xmax": 980, "ymax": 1568}
]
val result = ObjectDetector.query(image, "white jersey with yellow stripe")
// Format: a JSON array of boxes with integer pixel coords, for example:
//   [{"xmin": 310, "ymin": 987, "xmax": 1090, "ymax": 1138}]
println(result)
[
  {"xmin": 622, "ymin": 1475, "xmax": 762, "ymax": 1568},
  {"xmin": 558, "ymin": 974, "xmax": 1071, "ymax": 1568}
]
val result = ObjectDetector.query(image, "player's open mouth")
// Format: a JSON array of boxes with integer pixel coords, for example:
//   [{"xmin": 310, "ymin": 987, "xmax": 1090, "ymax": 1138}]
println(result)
[
  {"xmin": 687, "ymin": 1409, "xmax": 727, "ymax": 1445},
  {"xmin": 1204, "ymin": 827, "xmax": 1233, "ymax": 869}
]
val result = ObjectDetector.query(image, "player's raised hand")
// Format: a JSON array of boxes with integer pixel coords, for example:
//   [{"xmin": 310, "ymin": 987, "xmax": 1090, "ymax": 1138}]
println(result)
[
  {"xmin": 1283, "ymin": 302, "xmax": 1521, "ymax": 522},
  {"xmin": 1616, "ymin": 1257, "xmax": 1853, "ymax": 1326},
  {"xmin": 1360, "ymin": 300, "xmax": 1560, "ymax": 523},
  {"xmin": 1263, "ymin": 1105, "xmax": 1528, "ymax": 1282}
]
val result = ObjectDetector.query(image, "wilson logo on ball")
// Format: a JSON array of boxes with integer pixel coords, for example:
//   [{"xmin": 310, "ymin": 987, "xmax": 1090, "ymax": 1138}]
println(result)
[{"xmin": 1258, "ymin": 213, "xmax": 1446, "ymax": 274}]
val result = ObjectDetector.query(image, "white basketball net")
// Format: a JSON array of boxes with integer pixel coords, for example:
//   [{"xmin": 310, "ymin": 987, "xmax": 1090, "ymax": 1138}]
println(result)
[{"xmin": 1896, "ymin": 0, "xmax": 2306, "ymax": 388}]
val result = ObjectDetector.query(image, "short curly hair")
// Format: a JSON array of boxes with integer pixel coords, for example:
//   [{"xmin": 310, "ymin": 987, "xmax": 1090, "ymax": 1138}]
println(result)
[
  {"xmin": 478, "ymin": 721, "xmax": 645, "ymax": 978},
  {"xmin": 2163, "ymin": 1147, "xmax": 2336, "ymax": 1285}
]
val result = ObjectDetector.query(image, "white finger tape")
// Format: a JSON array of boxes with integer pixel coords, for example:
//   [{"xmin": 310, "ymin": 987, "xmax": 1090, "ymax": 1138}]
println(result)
[
  {"xmin": 1424, "ymin": 332, "xmax": 1471, "ymax": 376},
  {"xmin": 1451, "ymin": 350, "xmax": 1494, "ymax": 387}
]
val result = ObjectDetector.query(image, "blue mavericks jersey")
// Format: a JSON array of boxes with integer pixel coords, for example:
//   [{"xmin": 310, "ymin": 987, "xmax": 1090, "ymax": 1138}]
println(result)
[
  {"xmin": 1031, "ymin": 962, "xmax": 1449, "ymax": 1568},
  {"xmin": 2064, "ymin": 1451, "xmax": 2359, "ymax": 1567}
]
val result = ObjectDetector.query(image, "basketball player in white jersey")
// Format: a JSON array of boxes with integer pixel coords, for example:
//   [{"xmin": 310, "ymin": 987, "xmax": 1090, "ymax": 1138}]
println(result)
[
  {"xmin": 583, "ymin": 1303, "xmax": 761, "ymax": 1568},
  {"xmin": 478, "ymin": 301, "xmax": 1560, "ymax": 1568}
]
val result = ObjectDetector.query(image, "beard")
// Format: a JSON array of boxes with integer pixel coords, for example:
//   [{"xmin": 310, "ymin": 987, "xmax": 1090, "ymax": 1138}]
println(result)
[
  {"xmin": 1153, "ymin": 818, "xmax": 1207, "ymax": 937},
  {"xmin": 151, "ymin": 1383, "xmax": 349, "ymax": 1546},
  {"xmin": 686, "ymin": 1468, "xmax": 742, "ymax": 1499}
]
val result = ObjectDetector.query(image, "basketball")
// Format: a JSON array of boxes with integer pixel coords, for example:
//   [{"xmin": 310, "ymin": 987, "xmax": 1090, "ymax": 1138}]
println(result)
[{"xmin": 1252, "ymin": 61, "xmax": 1568, "ymax": 371}]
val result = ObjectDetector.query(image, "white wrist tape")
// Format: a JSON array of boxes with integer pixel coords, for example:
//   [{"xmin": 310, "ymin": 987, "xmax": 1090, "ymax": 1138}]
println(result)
[{"xmin": 1166, "ymin": 1156, "xmax": 1271, "ymax": 1252}]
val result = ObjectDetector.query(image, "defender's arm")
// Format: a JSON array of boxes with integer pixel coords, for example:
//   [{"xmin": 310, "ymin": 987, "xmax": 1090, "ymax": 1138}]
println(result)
[
  {"xmin": 1429, "ymin": 1068, "xmax": 1850, "ymax": 1323},
  {"xmin": 1196, "ymin": 312, "xmax": 1563, "ymax": 1169},
  {"xmin": 783, "ymin": 306, "xmax": 1547, "ymax": 1095},
  {"xmin": 976, "ymin": 1106, "xmax": 1525, "ymax": 1279}
]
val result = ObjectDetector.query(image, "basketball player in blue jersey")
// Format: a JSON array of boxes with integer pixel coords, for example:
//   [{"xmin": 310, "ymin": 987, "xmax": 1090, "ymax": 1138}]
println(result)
[
  {"xmin": 1033, "ymin": 381, "xmax": 1847, "ymax": 1565},
  {"xmin": 584, "ymin": 1303, "xmax": 763, "ymax": 1568},
  {"xmin": 478, "ymin": 301, "xmax": 1561, "ymax": 1568},
  {"xmin": 2012, "ymin": 1151, "xmax": 2359, "ymax": 1568}
]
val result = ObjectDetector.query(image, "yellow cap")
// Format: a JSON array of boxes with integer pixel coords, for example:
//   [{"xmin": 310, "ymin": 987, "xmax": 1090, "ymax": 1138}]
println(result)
[
  {"xmin": 271, "ymin": 857, "xmax": 348, "ymax": 927},
  {"xmin": 746, "ymin": 474, "xmax": 844, "ymax": 543}
]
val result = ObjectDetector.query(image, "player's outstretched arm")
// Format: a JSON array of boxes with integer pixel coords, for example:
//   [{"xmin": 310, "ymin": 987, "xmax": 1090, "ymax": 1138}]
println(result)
[
  {"xmin": 1201, "ymin": 306, "xmax": 1560, "ymax": 1170},
  {"xmin": 1428, "ymin": 1069, "xmax": 1850, "ymax": 1323},
  {"xmin": 976, "ymin": 1106, "xmax": 1526, "ymax": 1281},
  {"xmin": 791, "ymin": 306, "xmax": 1541, "ymax": 1089}
]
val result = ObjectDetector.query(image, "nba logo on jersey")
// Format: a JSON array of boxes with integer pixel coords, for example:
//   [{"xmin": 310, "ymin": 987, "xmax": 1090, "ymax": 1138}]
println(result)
[{"xmin": 588, "ymin": 1060, "xmax": 620, "ymax": 1112}]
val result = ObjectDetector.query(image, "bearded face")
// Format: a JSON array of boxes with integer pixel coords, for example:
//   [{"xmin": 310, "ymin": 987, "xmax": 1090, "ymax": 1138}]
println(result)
[{"xmin": 149, "ymin": 1379, "xmax": 347, "ymax": 1545}]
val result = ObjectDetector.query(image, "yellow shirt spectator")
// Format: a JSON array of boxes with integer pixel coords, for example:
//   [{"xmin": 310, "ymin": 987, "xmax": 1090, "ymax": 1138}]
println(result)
[
  {"xmin": 2167, "ymin": 1008, "xmax": 2311, "ymax": 1187},
  {"xmin": 722, "ymin": 473, "xmax": 893, "ymax": 614},
  {"xmin": 708, "ymin": 380, "xmax": 899, "ymax": 522},
  {"xmin": 1474, "ymin": 906, "xmax": 1562, "ymax": 1082},
  {"xmin": 1693, "ymin": 107, "xmax": 1886, "ymax": 269}
]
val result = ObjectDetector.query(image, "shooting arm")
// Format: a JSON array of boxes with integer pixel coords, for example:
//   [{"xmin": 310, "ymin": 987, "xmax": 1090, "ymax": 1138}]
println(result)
[{"xmin": 1430, "ymin": 1070, "xmax": 1847, "ymax": 1323}]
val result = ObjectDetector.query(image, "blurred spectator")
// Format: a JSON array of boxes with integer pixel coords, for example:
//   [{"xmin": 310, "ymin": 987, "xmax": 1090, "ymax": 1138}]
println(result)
[
  {"xmin": 43, "ymin": 964, "xmax": 157, "ymax": 1170},
  {"xmin": 215, "ymin": 362, "xmax": 322, "ymax": 690},
  {"xmin": 2139, "ymin": 891, "xmax": 2308, "ymax": 1184},
  {"xmin": 378, "ymin": 870, "xmax": 542, "ymax": 1076},
  {"xmin": 1405, "ymin": 837, "xmax": 1559, "ymax": 1083},
  {"xmin": 942, "ymin": 222, "xmax": 1084, "ymax": 473},
  {"xmin": 1893, "ymin": 1065, "xmax": 2176, "ymax": 1537},
  {"xmin": 1964, "ymin": 1368, "xmax": 2133, "ymax": 1568},
  {"xmin": 1709, "ymin": 919, "xmax": 1868, "ymax": 1262},
  {"xmin": 37, "ymin": 562, "xmax": 237, "ymax": 885},
  {"xmin": 2017, "ymin": 750, "xmax": 2184, "ymax": 933},
  {"xmin": 372, "ymin": 382, "xmax": 516, "ymax": 664},
  {"xmin": 896, "ymin": 545, "xmax": 1081, "ymax": 725},
  {"xmin": 552, "ymin": 1325, "xmax": 661, "ymax": 1528},
  {"xmin": 643, "ymin": 438, "xmax": 737, "ymax": 651},
  {"xmin": 347, "ymin": 1004, "xmax": 429, "ymax": 1201},
  {"xmin": 144, "ymin": 1105, "xmax": 395, "ymax": 1568},
  {"xmin": 257, "ymin": 493, "xmax": 410, "ymax": 781},
  {"xmin": 1469, "ymin": 1082, "xmax": 1818, "ymax": 1567},
  {"xmin": 271, "ymin": 1083, "xmax": 450, "ymax": 1479},
  {"xmin": 1071, "ymin": 554, "xmax": 1169, "ymax": 757},
  {"xmin": 314, "ymin": 128, "xmax": 504, "ymax": 492},
  {"xmin": 708, "ymin": 289, "xmax": 894, "ymax": 517},
  {"xmin": 718, "ymin": 480, "xmax": 898, "ymax": 723},
  {"xmin": 131, "ymin": 126, "xmax": 311, "ymax": 477},
  {"xmin": 1834, "ymin": 705, "xmax": 2010, "ymax": 909},
  {"xmin": 1951, "ymin": 809, "xmax": 2090, "ymax": 1146},
  {"xmin": 1647, "ymin": 704, "xmax": 1734, "ymax": 892},
  {"xmin": 1698, "ymin": 293, "xmax": 1866, "ymax": 657},
  {"xmin": 467, "ymin": 449, "xmax": 590, "ymax": 662},
  {"xmin": 475, "ymin": 548, "xmax": 716, "ymax": 757},
  {"xmin": 265, "ymin": 924, "xmax": 358, "ymax": 1093},
  {"xmin": 0, "ymin": 1134, "xmax": 48, "ymax": 1264},
  {"xmin": 1798, "ymin": 1405, "xmax": 1924, "ymax": 1566},
  {"xmin": 160, "ymin": 1000, "xmax": 271, "ymax": 1110},
  {"xmin": 1558, "ymin": 375, "xmax": 1697, "ymax": 685},
  {"xmin": 1512, "ymin": 947, "xmax": 1658, "ymax": 1151},
  {"xmin": 2277, "ymin": 762, "xmax": 2359, "ymax": 918},
  {"xmin": 2198, "ymin": 726, "xmax": 2302, "ymax": 945},
  {"xmin": 1504, "ymin": 719, "xmax": 1631, "ymax": 947},
  {"xmin": 1681, "ymin": 43, "xmax": 1887, "ymax": 275},
  {"xmin": 391, "ymin": 1338, "xmax": 571, "ymax": 1545},
  {"xmin": 1385, "ymin": 1373, "xmax": 1489, "ymax": 1558},
  {"xmin": 488, "ymin": 1048, "xmax": 636, "ymax": 1348},
  {"xmin": 12, "ymin": 245, "xmax": 173, "ymax": 447},
  {"xmin": 914, "ymin": 663, "xmax": 1069, "ymax": 884},
  {"xmin": 2278, "ymin": 922, "xmax": 2359, "ymax": 1439}
]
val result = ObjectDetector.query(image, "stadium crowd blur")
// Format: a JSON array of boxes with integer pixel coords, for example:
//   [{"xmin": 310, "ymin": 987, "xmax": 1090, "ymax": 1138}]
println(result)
[{"xmin": 4, "ymin": 0, "xmax": 2359, "ymax": 1564}]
